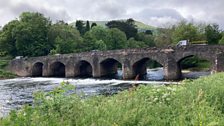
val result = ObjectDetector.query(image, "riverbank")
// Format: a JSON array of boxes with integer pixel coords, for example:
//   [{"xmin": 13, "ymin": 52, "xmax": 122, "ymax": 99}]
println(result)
[
  {"xmin": 0, "ymin": 70, "xmax": 17, "ymax": 79},
  {"xmin": 0, "ymin": 60, "xmax": 17, "ymax": 79},
  {"xmin": 1, "ymin": 73, "xmax": 224, "ymax": 125}
]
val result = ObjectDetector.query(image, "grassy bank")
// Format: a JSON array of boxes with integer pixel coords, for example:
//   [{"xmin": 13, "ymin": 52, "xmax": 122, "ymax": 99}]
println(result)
[
  {"xmin": 0, "ymin": 70, "xmax": 16, "ymax": 79},
  {"xmin": 1, "ymin": 73, "xmax": 224, "ymax": 125},
  {"xmin": 0, "ymin": 59, "xmax": 16, "ymax": 79}
]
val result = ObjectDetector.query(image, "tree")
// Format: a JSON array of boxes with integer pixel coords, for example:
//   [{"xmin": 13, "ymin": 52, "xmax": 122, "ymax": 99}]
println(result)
[
  {"xmin": 48, "ymin": 21, "xmax": 83, "ymax": 54},
  {"xmin": 145, "ymin": 30, "xmax": 153, "ymax": 35},
  {"xmin": 54, "ymin": 37, "xmax": 76, "ymax": 54},
  {"xmin": 89, "ymin": 26, "xmax": 109, "ymax": 43},
  {"xmin": 86, "ymin": 21, "xmax": 90, "ymax": 32},
  {"xmin": 219, "ymin": 33, "xmax": 224, "ymax": 45},
  {"xmin": 14, "ymin": 12, "xmax": 51, "ymax": 56},
  {"xmin": 172, "ymin": 21, "xmax": 199, "ymax": 44},
  {"xmin": 0, "ymin": 20, "xmax": 19, "ymax": 56},
  {"xmin": 81, "ymin": 31, "xmax": 97, "ymax": 51},
  {"xmin": 95, "ymin": 40, "xmax": 107, "ymax": 50},
  {"xmin": 106, "ymin": 19, "xmax": 137, "ymax": 39},
  {"xmin": 75, "ymin": 20, "xmax": 85, "ymax": 35},
  {"xmin": 154, "ymin": 28, "xmax": 173, "ymax": 47},
  {"xmin": 126, "ymin": 18, "xmax": 136, "ymax": 27},
  {"xmin": 127, "ymin": 38, "xmax": 146, "ymax": 48},
  {"xmin": 91, "ymin": 22, "xmax": 97, "ymax": 28},
  {"xmin": 107, "ymin": 28, "xmax": 127, "ymax": 50},
  {"xmin": 205, "ymin": 24, "xmax": 222, "ymax": 45},
  {"xmin": 136, "ymin": 32, "xmax": 155, "ymax": 47}
]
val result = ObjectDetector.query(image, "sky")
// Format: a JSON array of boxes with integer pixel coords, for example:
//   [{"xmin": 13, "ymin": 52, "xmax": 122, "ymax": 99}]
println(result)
[{"xmin": 0, "ymin": 0, "xmax": 224, "ymax": 29}]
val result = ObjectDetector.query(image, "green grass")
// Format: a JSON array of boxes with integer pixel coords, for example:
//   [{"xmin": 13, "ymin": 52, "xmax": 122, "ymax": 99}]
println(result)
[
  {"xmin": 0, "ymin": 69, "xmax": 16, "ymax": 79},
  {"xmin": 2, "ymin": 73, "xmax": 224, "ymax": 125},
  {"xmin": 0, "ymin": 59, "xmax": 16, "ymax": 79},
  {"xmin": 0, "ymin": 60, "xmax": 9, "ymax": 69}
]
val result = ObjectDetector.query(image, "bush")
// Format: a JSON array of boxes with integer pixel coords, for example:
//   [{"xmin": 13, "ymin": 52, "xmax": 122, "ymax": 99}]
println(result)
[
  {"xmin": 0, "ymin": 70, "xmax": 17, "ymax": 79},
  {"xmin": 1, "ymin": 74, "xmax": 224, "ymax": 125}
]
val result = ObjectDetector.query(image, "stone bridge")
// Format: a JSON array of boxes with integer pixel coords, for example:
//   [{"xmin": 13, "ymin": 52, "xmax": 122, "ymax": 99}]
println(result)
[{"xmin": 8, "ymin": 45, "xmax": 224, "ymax": 80}]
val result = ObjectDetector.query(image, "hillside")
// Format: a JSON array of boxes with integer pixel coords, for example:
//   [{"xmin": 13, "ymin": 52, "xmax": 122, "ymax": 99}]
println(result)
[{"xmin": 70, "ymin": 20, "xmax": 156, "ymax": 32}]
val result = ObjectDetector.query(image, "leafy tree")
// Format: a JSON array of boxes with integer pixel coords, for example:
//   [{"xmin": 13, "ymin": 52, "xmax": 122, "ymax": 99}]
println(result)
[
  {"xmin": 126, "ymin": 18, "xmax": 136, "ymax": 27},
  {"xmin": 54, "ymin": 37, "xmax": 76, "ymax": 54},
  {"xmin": 86, "ymin": 21, "xmax": 90, "ymax": 32},
  {"xmin": 205, "ymin": 24, "xmax": 222, "ymax": 45},
  {"xmin": 145, "ymin": 30, "xmax": 153, "ymax": 35},
  {"xmin": 14, "ymin": 12, "xmax": 51, "ymax": 56},
  {"xmin": 127, "ymin": 38, "xmax": 146, "ymax": 48},
  {"xmin": 107, "ymin": 28, "xmax": 127, "ymax": 50},
  {"xmin": 136, "ymin": 32, "xmax": 155, "ymax": 47},
  {"xmin": 154, "ymin": 28, "xmax": 173, "ymax": 47},
  {"xmin": 89, "ymin": 26, "xmax": 109, "ymax": 43},
  {"xmin": 0, "ymin": 20, "xmax": 19, "ymax": 56},
  {"xmin": 91, "ymin": 23, "xmax": 97, "ymax": 28},
  {"xmin": 219, "ymin": 33, "xmax": 224, "ymax": 45},
  {"xmin": 81, "ymin": 31, "xmax": 97, "ymax": 51},
  {"xmin": 48, "ymin": 21, "xmax": 83, "ymax": 54},
  {"xmin": 95, "ymin": 40, "xmax": 107, "ymax": 50},
  {"xmin": 106, "ymin": 19, "xmax": 137, "ymax": 39},
  {"xmin": 172, "ymin": 21, "xmax": 199, "ymax": 44},
  {"xmin": 75, "ymin": 20, "xmax": 85, "ymax": 35}
]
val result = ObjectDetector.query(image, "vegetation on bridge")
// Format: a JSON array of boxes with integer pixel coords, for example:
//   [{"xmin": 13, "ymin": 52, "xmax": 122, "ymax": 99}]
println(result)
[{"xmin": 2, "ymin": 73, "xmax": 224, "ymax": 125}]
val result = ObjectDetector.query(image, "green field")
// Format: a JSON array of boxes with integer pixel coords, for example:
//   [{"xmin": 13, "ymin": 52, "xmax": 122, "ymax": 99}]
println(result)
[{"xmin": 1, "ymin": 73, "xmax": 224, "ymax": 125}]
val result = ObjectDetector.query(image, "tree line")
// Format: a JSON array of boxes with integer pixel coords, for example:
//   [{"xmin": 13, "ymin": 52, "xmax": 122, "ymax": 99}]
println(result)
[{"xmin": 0, "ymin": 12, "xmax": 223, "ymax": 57}]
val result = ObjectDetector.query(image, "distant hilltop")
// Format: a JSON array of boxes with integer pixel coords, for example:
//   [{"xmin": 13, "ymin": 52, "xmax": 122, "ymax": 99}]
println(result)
[{"xmin": 70, "ymin": 19, "xmax": 156, "ymax": 32}]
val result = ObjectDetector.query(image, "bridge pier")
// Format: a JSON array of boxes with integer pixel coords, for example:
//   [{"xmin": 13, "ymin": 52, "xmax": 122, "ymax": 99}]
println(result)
[
  {"xmin": 42, "ymin": 64, "xmax": 49, "ymax": 77},
  {"xmin": 122, "ymin": 59, "xmax": 135, "ymax": 80},
  {"xmin": 92, "ymin": 64, "xmax": 101, "ymax": 78},
  {"xmin": 92, "ymin": 57, "xmax": 101, "ymax": 78},
  {"xmin": 212, "ymin": 53, "xmax": 224, "ymax": 73},
  {"xmin": 65, "ymin": 62, "xmax": 75, "ymax": 78},
  {"xmin": 164, "ymin": 58, "xmax": 181, "ymax": 80}
]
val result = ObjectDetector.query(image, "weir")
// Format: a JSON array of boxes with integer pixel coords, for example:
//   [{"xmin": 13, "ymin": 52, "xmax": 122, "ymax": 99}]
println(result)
[{"xmin": 8, "ymin": 45, "xmax": 224, "ymax": 80}]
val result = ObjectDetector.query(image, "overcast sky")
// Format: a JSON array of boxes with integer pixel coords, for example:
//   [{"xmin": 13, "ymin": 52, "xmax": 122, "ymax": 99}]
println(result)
[{"xmin": 1, "ymin": 0, "xmax": 224, "ymax": 29}]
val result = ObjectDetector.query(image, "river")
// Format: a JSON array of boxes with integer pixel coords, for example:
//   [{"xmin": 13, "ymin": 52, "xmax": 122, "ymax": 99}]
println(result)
[{"xmin": 0, "ymin": 68, "xmax": 210, "ymax": 117}]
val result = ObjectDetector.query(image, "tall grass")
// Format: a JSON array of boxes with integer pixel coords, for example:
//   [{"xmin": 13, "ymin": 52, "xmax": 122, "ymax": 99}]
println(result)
[{"xmin": 1, "ymin": 73, "xmax": 224, "ymax": 125}]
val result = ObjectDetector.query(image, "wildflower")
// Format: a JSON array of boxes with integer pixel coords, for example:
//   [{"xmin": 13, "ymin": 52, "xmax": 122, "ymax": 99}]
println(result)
[
  {"xmin": 46, "ymin": 96, "xmax": 53, "ymax": 100},
  {"xmin": 162, "ymin": 93, "xmax": 169, "ymax": 99},
  {"xmin": 153, "ymin": 97, "xmax": 158, "ymax": 102}
]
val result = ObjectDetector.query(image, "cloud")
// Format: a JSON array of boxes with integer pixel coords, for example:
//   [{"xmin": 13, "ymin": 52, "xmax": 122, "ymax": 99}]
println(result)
[
  {"xmin": 0, "ymin": 0, "xmax": 71, "ymax": 26},
  {"xmin": 128, "ymin": 8, "xmax": 184, "ymax": 27},
  {"xmin": 0, "ymin": 0, "xmax": 224, "ymax": 29}
]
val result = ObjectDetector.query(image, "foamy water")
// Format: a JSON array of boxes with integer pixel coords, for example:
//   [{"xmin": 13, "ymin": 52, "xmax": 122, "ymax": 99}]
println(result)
[{"xmin": 0, "ymin": 68, "xmax": 210, "ymax": 117}]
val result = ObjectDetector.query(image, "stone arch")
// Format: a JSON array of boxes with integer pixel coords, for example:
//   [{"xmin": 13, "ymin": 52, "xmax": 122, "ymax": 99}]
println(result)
[
  {"xmin": 176, "ymin": 53, "xmax": 213, "ymax": 64},
  {"xmin": 177, "ymin": 54, "xmax": 213, "ymax": 68},
  {"xmin": 177, "ymin": 54, "xmax": 212, "ymax": 78},
  {"xmin": 49, "ymin": 61, "xmax": 65, "ymax": 77},
  {"xmin": 132, "ymin": 57, "xmax": 163, "ymax": 80},
  {"xmin": 32, "ymin": 62, "xmax": 43, "ymax": 77},
  {"xmin": 131, "ymin": 55, "xmax": 165, "ymax": 67},
  {"xmin": 100, "ymin": 58, "xmax": 122, "ymax": 79},
  {"xmin": 76, "ymin": 60, "xmax": 93, "ymax": 78}
]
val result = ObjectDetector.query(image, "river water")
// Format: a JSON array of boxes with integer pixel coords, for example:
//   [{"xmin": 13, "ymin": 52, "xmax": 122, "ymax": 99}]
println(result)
[{"xmin": 0, "ymin": 68, "xmax": 210, "ymax": 117}]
